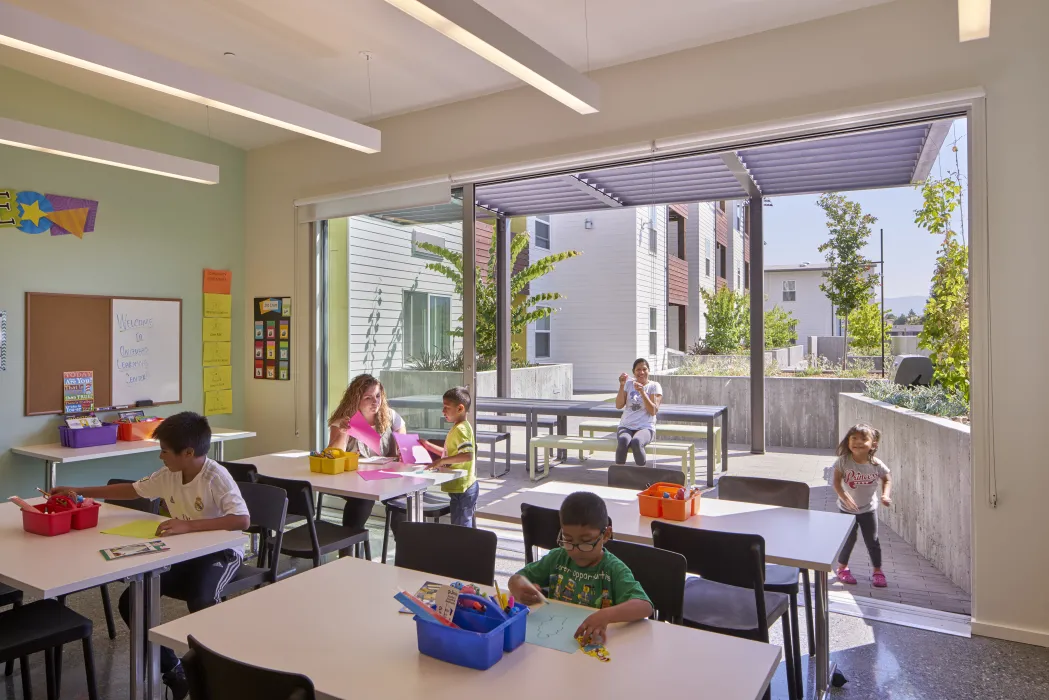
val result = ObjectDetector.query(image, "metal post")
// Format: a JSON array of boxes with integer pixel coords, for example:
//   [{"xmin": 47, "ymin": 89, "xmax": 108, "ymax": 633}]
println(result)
[
  {"xmin": 880, "ymin": 228, "xmax": 886, "ymax": 378},
  {"xmin": 748, "ymin": 196, "xmax": 764, "ymax": 454},
  {"xmin": 462, "ymin": 186, "xmax": 477, "ymax": 428},
  {"xmin": 495, "ymin": 214, "xmax": 511, "ymax": 398}
]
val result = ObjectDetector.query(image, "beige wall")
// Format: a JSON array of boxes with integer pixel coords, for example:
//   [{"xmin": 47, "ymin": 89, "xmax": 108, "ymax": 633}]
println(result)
[{"xmin": 243, "ymin": 0, "xmax": 1049, "ymax": 644}]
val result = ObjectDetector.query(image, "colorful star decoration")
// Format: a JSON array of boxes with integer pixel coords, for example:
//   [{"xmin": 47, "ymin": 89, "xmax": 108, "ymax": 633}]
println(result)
[{"xmin": 0, "ymin": 189, "xmax": 97, "ymax": 239}]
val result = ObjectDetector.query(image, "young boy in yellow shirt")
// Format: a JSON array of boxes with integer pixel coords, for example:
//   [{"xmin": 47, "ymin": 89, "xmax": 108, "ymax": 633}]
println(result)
[{"xmin": 421, "ymin": 386, "xmax": 478, "ymax": 527}]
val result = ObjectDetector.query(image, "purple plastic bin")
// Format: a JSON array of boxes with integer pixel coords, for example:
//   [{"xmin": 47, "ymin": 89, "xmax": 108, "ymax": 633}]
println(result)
[{"xmin": 59, "ymin": 423, "xmax": 118, "ymax": 448}]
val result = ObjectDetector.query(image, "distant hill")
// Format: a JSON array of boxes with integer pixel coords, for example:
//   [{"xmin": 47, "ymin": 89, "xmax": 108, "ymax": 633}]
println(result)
[{"xmin": 884, "ymin": 296, "xmax": 928, "ymax": 317}]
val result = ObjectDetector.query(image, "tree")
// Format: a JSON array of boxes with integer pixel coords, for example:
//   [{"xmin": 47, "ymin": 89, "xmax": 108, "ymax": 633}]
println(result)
[
  {"xmin": 915, "ymin": 177, "xmax": 969, "ymax": 402},
  {"xmin": 816, "ymin": 193, "xmax": 879, "ymax": 368},
  {"xmin": 417, "ymin": 231, "xmax": 580, "ymax": 363},
  {"xmin": 699, "ymin": 287, "xmax": 748, "ymax": 354},
  {"xmin": 763, "ymin": 305, "xmax": 798, "ymax": 350},
  {"xmin": 845, "ymin": 298, "xmax": 891, "ymax": 356}
]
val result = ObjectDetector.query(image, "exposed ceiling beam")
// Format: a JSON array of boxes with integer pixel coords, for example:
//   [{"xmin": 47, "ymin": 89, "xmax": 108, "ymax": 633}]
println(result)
[
  {"xmin": 720, "ymin": 152, "xmax": 761, "ymax": 198},
  {"xmin": 561, "ymin": 174, "xmax": 624, "ymax": 208},
  {"xmin": 382, "ymin": 0, "xmax": 599, "ymax": 114},
  {"xmin": 0, "ymin": 2, "xmax": 380, "ymax": 153},
  {"xmin": 0, "ymin": 116, "xmax": 219, "ymax": 184},
  {"xmin": 958, "ymin": 0, "xmax": 991, "ymax": 41},
  {"xmin": 912, "ymin": 121, "xmax": 953, "ymax": 183}
]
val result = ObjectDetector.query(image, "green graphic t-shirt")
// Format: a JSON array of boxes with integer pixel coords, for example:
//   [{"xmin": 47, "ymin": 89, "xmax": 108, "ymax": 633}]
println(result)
[
  {"xmin": 518, "ymin": 549, "xmax": 651, "ymax": 610},
  {"xmin": 440, "ymin": 420, "xmax": 475, "ymax": 494}
]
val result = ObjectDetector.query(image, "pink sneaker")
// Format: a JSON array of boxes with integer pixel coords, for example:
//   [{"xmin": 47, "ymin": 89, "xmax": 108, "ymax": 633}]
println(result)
[
  {"xmin": 872, "ymin": 572, "xmax": 888, "ymax": 588},
  {"xmin": 836, "ymin": 568, "xmax": 857, "ymax": 585}
]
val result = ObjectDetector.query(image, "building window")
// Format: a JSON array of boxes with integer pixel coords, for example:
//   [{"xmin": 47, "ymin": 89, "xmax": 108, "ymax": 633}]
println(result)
[
  {"xmin": 412, "ymin": 229, "xmax": 445, "ymax": 260},
  {"xmin": 782, "ymin": 280, "xmax": 796, "ymax": 302},
  {"xmin": 648, "ymin": 206, "xmax": 659, "ymax": 254},
  {"xmin": 737, "ymin": 268, "xmax": 741, "ymax": 289},
  {"xmin": 534, "ymin": 310, "xmax": 551, "ymax": 358},
  {"xmin": 534, "ymin": 216, "xmax": 550, "ymax": 249},
  {"xmin": 744, "ymin": 262, "xmax": 750, "ymax": 290},
  {"xmin": 648, "ymin": 307, "xmax": 658, "ymax": 356},
  {"xmin": 705, "ymin": 239, "xmax": 712, "ymax": 277},
  {"xmin": 716, "ymin": 243, "xmax": 727, "ymax": 278},
  {"xmin": 737, "ymin": 203, "xmax": 746, "ymax": 232},
  {"xmin": 403, "ymin": 291, "xmax": 451, "ymax": 361}
]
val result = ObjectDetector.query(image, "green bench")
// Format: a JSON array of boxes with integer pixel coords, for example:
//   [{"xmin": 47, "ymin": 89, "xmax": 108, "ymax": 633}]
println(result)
[
  {"xmin": 527, "ymin": 434, "xmax": 695, "ymax": 485},
  {"xmin": 577, "ymin": 419, "xmax": 722, "ymax": 472}
]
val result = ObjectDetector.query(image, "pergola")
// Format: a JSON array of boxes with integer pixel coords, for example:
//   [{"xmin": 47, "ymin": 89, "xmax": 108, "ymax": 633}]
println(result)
[{"xmin": 378, "ymin": 119, "xmax": 951, "ymax": 452}]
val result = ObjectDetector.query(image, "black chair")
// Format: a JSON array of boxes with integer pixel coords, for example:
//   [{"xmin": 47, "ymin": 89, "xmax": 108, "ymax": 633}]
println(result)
[
  {"xmin": 604, "ymin": 539, "xmax": 686, "ymax": 623},
  {"xmin": 221, "ymin": 482, "xmax": 289, "ymax": 598},
  {"xmin": 184, "ymin": 634, "xmax": 315, "ymax": 700},
  {"xmin": 256, "ymin": 475, "xmax": 371, "ymax": 569},
  {"xmin": 394, "ymin": 522, "xmax": 498, "ymax": 585},
  {"xmin": 718, "ymin": 474, "xmax": 813, "ymax": 687},
  {"xmin": 0, "ymin": 584, "xmax": 23, "ymax": 677},
  {"xmin": 219, "ymin": 461, "xmax": 258, "ymax": 483},
  {"xmin": 0, "ymin": 600, "xmax": 99, "ymax": 700},
  {"xmin": 651, "ymin": 523, "xmax": 799, "ymax": 700},
  {"xmin": 380, "ymin": 493, "xmax": 451, "ymax": 564},
  {"xmin": 607, "ymin": 465, "xmax": 686, "ymax": 490},
  {"xmin": 98, "ymin": 478, "xmax": 162, "ymax": 640},
  {"xmin": 520, "ymin": 503, "xmax": 562, "ymax": 564}
]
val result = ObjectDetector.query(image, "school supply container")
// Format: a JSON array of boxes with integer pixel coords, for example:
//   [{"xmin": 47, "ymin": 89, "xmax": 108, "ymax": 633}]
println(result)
[
  {"xmin": 117, "ymin": 419, "xmax": 161, "ymax": 441},
  {"xmin": 58, "ymin": 423, "xmax": 118, "ymax": 449},
  {"xmin": 414, "ymin": 594, "xmax": 517, "ymax": 670},
  {"xmin": 22, "ymin": 505, "xmax": 74, "ymax": 537},
  {"xmin": 70, "ymin": 501, "xmax": 102, "ymax": 530},
  {"xmin": 343, "ymin": 452, "xmax": 360, "ymax": 472},
  {"xmin": 638, "ymin": 482, "xmax": 699, "ymax": 521},
  {"xmin": 309, "ymin": 455, "xmax": 348, "ymax": 475},
  {"xmin": 501, "ymin": 602, "xmax": 529, "ymax": 651}
]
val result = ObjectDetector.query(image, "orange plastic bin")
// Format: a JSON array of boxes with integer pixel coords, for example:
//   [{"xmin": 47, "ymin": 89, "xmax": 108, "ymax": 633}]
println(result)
[
  {"xmin": 118, "ymin": 420, "xmax": 161, "ymax": 441},
  {"xmin": 638, "ymin": 482, "xmax": 699, "ymax": 521}
]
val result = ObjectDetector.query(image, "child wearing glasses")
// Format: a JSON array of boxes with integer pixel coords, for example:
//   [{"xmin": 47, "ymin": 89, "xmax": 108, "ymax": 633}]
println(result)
[{"xmin": 508, "ymin": 492, "xmax": 652, "ymax": 643}]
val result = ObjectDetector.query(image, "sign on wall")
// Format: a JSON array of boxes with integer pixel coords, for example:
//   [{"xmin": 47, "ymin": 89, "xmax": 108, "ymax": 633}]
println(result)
[
  {"xmin": 0, "ymin": 189, "xmax": 98, "ymax": 238},
  {"xmin": 254, "ymin": 297, "xmax": 291, "ymax": 381}
]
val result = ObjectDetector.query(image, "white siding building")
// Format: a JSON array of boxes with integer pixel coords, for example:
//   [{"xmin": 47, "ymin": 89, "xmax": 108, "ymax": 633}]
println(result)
[{"xmin": 763, "ymin": 263, "xmax": 834, "ymax": 341}]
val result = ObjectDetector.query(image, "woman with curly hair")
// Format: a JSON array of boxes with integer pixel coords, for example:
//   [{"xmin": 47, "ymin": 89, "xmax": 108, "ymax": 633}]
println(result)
[{"xmin": 327, "ymin": 373, "xmax": 406, "ymax": 456}]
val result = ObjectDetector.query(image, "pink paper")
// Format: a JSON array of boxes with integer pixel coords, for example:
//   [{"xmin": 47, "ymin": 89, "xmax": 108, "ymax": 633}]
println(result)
[
  {"xmin": 393, "ymin": 433, "xmax": 433, "ymax": 465},
  {"xmin": 357, "ymin": 470, "xmax": 402, "ymax": 481},
  {"xmin": 347, "ymin": 411, "xmax": 383, "ymax": 455}
]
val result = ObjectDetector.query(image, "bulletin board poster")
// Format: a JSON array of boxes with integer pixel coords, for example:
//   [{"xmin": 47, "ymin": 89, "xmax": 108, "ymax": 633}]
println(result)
[
  {"xmin": 62, "ymin": 370, "xmax": 95, "ymax": 414},
  {"xmin": 253, "ymin": 297, "xmax": 290, "ymax": 380}
]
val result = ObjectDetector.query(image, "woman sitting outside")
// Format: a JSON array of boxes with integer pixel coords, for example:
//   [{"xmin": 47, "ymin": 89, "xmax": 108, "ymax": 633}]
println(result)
[{"xmin": 614, "ymin": 358, "xmax": 662, "ymax": 466}]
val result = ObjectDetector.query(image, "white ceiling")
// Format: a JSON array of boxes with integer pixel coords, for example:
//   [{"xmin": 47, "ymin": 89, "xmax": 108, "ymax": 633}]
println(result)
[{"xmin": 0, "ymin": 0, "xmax": 894, "ymax": 150}]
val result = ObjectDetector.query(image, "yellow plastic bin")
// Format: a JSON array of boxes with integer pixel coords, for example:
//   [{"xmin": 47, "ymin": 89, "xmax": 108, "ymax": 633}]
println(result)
[
  {"xmin": 309, "ymin": 455, "xmax": 348, "ymax": 475},
  {"xmin": 344, "ymin": 452, "xmax": 360, "ymax": 472}
]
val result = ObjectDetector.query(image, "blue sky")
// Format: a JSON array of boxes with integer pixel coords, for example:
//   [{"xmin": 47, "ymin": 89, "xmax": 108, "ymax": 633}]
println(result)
[{"xmin": 763, "ymin": 119, "xmax": 968, "ymax": 302}]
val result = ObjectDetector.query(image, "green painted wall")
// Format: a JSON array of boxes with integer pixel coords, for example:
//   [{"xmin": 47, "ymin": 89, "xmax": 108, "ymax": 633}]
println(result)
[{"xmin": 0, "ymin": 66, "xmax": 246, "ymax": 499}]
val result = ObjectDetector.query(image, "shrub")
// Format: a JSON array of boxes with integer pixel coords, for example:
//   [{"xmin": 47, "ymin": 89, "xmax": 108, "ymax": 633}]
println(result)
[
  {"xmin": 862, "ymin": 381, "xmax": 969, "ymax": 418},
  {"xmin": 676, "ymin": 355, "xmax": 778, "ymax": 377}
]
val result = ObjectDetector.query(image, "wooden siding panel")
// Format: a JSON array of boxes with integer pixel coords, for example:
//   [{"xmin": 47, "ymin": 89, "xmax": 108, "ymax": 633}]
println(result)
[{"xmin": 667, "ymin": 255, "xmax": 689, "ymax": 306}]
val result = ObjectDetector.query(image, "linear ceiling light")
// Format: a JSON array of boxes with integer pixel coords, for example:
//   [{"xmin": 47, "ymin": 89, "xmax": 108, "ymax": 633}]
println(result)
[
  {"xmin": 0, "ymin": 3, "xmax": 380, "ymax": 153},
  {"xmin": 0, "ymin": 117, "xmax": 220, "ymax": 184},
  {"xmin": 382, "ymin": 0, "xmax": 599, "ymax": 114},
  {"xmin": 958, "ymin": 0, "xmax": 991, "ymax": 41}
]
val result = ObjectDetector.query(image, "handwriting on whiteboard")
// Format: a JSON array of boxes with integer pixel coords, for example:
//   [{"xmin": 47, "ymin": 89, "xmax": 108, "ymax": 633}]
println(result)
[{"xmin": 114, "ymin": 313, "xmax": 154, "ymax": 386}]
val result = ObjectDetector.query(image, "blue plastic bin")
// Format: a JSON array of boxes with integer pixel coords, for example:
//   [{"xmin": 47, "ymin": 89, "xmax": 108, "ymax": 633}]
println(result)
[
  {"xmin": 414, "ymin": 593, "xmax": 525, "ymax": 670},
  {"xmin": 502, "ymin": 603, "xmax": 529, "ymax": 652}
]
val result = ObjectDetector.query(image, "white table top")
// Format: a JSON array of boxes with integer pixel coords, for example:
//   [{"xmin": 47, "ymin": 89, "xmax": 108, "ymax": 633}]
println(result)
[
  {"xmin": 0, "ymin": 501, "xmax": 246, "ymax": 598},
  {"xmin": 479, "ymin": 482, "xmax": 854, "ymax": 572},
  {"xmin": 11, "ymin": 428, "xmax": 256, "ymax": 464},
  {"xmin": 150, "ymin": 556, "xmax": 779, "ymax": 700},
  {"xmin": 247, "ymin": 451, "xmax": 461, "ymax": 502}
]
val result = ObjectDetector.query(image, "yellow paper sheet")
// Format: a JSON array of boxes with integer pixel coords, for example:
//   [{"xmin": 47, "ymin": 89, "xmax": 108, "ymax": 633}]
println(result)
[
  {"xmin": 203, "ymin": 365, "xmax": 232, "ymax": 391},
  {"xmin": 202, "ymin": 317, "xmax": 231, "ymax": 342},
  {"xmin": 203, "ymin": 341, "xmax": 231, "ymax": 367},
  {"xmin": 101, "ymin": 519, "xmax": 161, "ymax": 538},
  {"xmin": 204, "ymin": 389, "xmax": 233, "ymax": 416},
  {"xmin": 203, "ymin": 293, "xmax": 231, "ymax": 318}
]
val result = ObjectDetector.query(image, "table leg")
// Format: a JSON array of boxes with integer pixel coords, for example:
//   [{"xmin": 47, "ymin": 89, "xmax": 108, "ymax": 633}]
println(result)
[
  {"xmin": 814, "ymin": 570, "xmax": 842, "ymax": 699},
  {"xmin": 44, "ymin": 461, "xmax": 57, "ymax": 492},
  {"xmin": 145, "ymin": 570, "xmax": 162, "ymax": 700},
  {"xmin": 128, "ymin": 575, "xmax": 145, "ymax": 700},
  {"xmin": 706, "ymin": 417, "xmax": 715, "ymax": 487},
  {"xmin": 406, "ymin": 490, "xmax": 424, "ymax": 522},
  {"xmin": 556, "ymin": 415, "xmax": 567, "ymax": 462},
  {"xmin": 214, "ymin": 441, "xmax": 225, "ymax": 461},
  {"xmin": 721, "ymin": 410, "xmax": 729, "ymax": 473}
]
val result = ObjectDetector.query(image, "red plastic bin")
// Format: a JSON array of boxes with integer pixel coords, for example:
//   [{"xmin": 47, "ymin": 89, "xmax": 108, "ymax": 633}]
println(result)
[
  {"xmin": 22, "ymin": 506, "xmax": 73, "ymax": 537},
  {"xmin": 71, "ymin": 502, "xmax": 101, "ymax": 530}
]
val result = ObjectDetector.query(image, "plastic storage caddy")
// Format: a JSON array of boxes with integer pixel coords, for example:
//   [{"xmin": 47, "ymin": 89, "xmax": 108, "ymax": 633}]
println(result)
[
  {"xmin": 117, "ymin": 420, "xmax": 161, "ymax": 441},
  {"xmin": 22, "ymin": 505, "xmax": 74, "ymax": 537},
  {"xmin": 638, "ymin": 482, "xmax": 699, "ymax": 521},
  {"xmin": 58, "ymin": 423, "xmax": 118, "ymax": 449},
  {"xmin": 309, "ymin": 452, "xmax": 358, "ymax": 475},
  {"xmin": 414, "ymin": 594, "xmax": 523, "ymax": 670},
  {"xmin": 70, "ymin": 502, "xmax": 102, "ymax": 530}
]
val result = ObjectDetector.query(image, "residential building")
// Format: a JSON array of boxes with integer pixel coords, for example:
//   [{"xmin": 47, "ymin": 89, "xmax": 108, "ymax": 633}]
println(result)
[
  {"xmin": 684, "ymin": 200, "xmax": 750, "ymax": 350},
  {"xmin": 763, "ymin": 263, "xmax": 835, "ymax": 342}
]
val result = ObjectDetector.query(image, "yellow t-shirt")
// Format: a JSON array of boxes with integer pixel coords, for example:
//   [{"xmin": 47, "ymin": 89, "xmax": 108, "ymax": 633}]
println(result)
[{"xmin": 441, "ymin": 420, "xmax": 476, "ymax": 494}]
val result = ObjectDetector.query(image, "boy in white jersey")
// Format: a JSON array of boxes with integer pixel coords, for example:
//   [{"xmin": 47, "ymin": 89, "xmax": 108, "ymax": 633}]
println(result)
[{"xmin": 52, "ymin": 412, "xmax": 249, "ymax": 699}]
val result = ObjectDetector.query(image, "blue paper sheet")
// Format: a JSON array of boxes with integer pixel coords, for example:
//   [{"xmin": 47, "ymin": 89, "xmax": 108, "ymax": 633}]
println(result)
[{"xmin": 525, "ymin": 601, "xmax": 592, "ymax": 653}]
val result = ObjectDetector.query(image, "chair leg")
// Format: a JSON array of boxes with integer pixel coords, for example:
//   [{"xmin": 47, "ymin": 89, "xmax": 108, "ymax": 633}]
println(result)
[
  {"xmin": 4, "ymin": 658, "xmax": 11, "ymax": 677},
  {"xmin": 99, "ymin": 584, "xmax": 117, "ymax": 640},
  {"xmin": 44, "ymin": 648, "xmax": 56, "ymax": 700},
  {"xmin": 802, "ymin": 568, "xmax": 815, "ymax": 656},
  {"xmin": 20, "ymin": 656, "xmax": 31, "ymax": 700},
  {"xmin": 781, "ymin": 615, "xmax": 798, "ymax": 700},
  {"xmin": 82, "ymin": 637, "xmax": 99, "ymax": 700},
  {"xmin": 364, "ymin": 540, "xmax": 372, "ymax": 561},
  {"xmin": 790, "ymin": 592, "xmax": 803, "ymax": 695},
  {"xmin": 381, "ymin": 508, "xmax": 392, "ymax": 564},
  {"xmin": 54, "ymin": 645, "xmax": 63, "ymax": 697}
]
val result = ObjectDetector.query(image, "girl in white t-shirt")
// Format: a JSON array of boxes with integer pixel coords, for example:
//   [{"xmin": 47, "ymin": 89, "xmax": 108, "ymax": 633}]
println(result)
[{"xmin": 614, "ymin": 358, "xmax": 663, "ymax": 465}]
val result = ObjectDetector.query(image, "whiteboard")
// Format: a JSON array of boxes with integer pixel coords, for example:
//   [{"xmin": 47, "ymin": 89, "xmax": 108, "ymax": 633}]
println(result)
[{"xmin": 111, "ymin": 298, "xmax": 182, "ymax": 407}]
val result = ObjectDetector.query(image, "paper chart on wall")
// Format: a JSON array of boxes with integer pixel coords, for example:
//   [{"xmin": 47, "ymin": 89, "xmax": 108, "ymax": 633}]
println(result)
[{"xmin": 525, "ymin": 601, "xmax": 592, "ymax": 654}]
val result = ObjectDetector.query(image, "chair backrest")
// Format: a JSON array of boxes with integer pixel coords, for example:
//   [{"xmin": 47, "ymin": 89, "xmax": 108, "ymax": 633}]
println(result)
[
  {"xmin": 604, "ymin": 539, "xmax": 686, "ymax": 623},
  {"xmin": 184, "ymin": 635, "xmax": 316, "ymax": 700},
  {"xmin": 238, "ymin": 481, "xmax": 288, "ymax": 577},
  {"xmin": 255, "ymin": 475, "xmax": 315, "ymax": 520},
  {"xmin": 394, "ymin": 522, "xmax": 498, "ymax": 585},
  {"xmin": 106, "ymin": 478, "xmax": 160, "ymax": 515},
  {"xmin": 219, "ymin": 461, "xmax": 259, "ymax": 484},
  {"xmin": 607, "ymin": 465, "xmax": 685, "ymax": 490},
  {"xmin": 717, "ymin": 475, "xmax": 809, "ymax": 510},
  {"xmin": 520, "ymin": 503, "xmax": 561, "ymax": 564},
  {"xmin": 650, "ymin": 522, "xmax": 769, "ymax": 637}
]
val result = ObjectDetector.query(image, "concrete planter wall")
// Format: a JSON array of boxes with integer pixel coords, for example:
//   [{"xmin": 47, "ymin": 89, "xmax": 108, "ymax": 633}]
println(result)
[
  {"xmin": 654, "ymin": 372, "xmax": 869, "ymax": 448},
  {"xmin": 682, "ymin": 345, "xmax": 806, "ymax": 370},
  {"xmin": 838, "ymin": 393, "xmax": 971, "ymax": 593}
]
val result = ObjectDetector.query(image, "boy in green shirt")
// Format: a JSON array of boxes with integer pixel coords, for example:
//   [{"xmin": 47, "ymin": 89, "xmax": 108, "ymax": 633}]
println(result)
[
  {"xmin": 422, "ymin": 386, "xmax": 477, "ymax": 527},
  {"xmin": 509, "ymin": 492, "xmax": 653, "ymax": 643}
]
